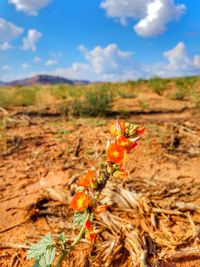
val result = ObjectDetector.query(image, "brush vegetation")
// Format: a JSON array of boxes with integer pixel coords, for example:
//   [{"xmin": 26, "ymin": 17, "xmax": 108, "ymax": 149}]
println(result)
[{"xmin": 0, "ymin": 76, "xmax": 200, "ymax": 116}]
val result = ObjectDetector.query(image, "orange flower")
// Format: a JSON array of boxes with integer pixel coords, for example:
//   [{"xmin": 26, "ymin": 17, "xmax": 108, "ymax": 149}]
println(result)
[
  {"xmin": 117, "ymin": 136, "xmax": 137, "ymax": 153},
  {"xmin": 70, "ymin": 191, "xmax": 90, "ymax": 212},
  {"xmin": 126, "ymin": 141, "xmax": 138, "ymax": 152},
  {"xmin": 94, "ymin": 205, "xmax": 108, "ymax": 214},
  {"xmin": 117, "ymin": 136, "xmax": 130, "ymax": 147},
  {"xmin": 110, "ymin": 120, "xmax": 126, "ymax": 136},
  {"xmin": 85, "ymin": 231, "xmax": 95, "ymax": 241},
  {"xmin": 137, "ymin": 126, "xmax": 145, "ymax": 136},
  {"xmin": 106, "ymin": 143, "xmax": 124, "ymax": 164},
  {"xmin": 77, "ymin": 170, "xmax": 95, "ymax": 187}
]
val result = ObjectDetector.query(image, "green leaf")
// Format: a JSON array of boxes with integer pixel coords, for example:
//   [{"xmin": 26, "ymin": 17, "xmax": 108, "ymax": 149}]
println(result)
[
  {"xmin": 73, "ymin": 211, "xmax": 89, "ymax": 228},
  {"xmin": 59, "ymin": 232, "xmax": 67, "ymax": 244},
  {"xmin": 32, "ymin": 261, "xmax": 40, "ymax": 267},
  {"xmin": 38, "ymin": 247, "xmax": 56, "ymax": 267},
  {"xmin": 27, "ymin": 233, "xmax": 54, "ymax": 260}
]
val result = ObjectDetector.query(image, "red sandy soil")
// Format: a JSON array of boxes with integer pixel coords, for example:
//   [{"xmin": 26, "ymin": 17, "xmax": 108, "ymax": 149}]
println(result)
[{"xmin": 0, "ymin": 101, "xmax": 200, "ymax": 266}]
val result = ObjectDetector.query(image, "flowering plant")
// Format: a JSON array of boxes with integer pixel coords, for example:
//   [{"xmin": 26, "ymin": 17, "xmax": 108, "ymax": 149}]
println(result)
[{"xmin": 27, "ymin": 120, "xmax": 144, "ymax": 267}]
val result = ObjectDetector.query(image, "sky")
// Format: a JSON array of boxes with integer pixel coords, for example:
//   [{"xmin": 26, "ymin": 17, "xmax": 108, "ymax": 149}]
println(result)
[{"xmin": 0, "ymin": 0, "xmax": 200, "ymax": 82}]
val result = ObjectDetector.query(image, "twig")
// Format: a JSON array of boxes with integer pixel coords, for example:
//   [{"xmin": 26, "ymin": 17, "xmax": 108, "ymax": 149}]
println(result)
[
  {"xmin": 74, "ymin": 137, "xmax": 82, "ymax": 157},
  {"xmin": 0, "ymin": 243, "xmax": 29, "ymax": 249},
  {"xmin": 0, "ymin": 219, "xmax": 29, "ymax": 234},
  {"xmin": 165, "ymin": 248, "xmax": 200, "ymax": 262},
  {"xmin": 152, "ymin": 208, "xmax": 187, "ymax": 217}
]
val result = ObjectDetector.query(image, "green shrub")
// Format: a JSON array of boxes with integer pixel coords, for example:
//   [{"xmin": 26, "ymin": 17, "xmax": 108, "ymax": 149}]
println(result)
[
  {"xmin": 189, "ymin": 87, "xmax": 200, "ymax": 109},
  {"xmin": 70, "ymin": 86, "xmax": 113, "ymax": 117},
  {"xmin": 148, "ymin": 77, "xmax": 168, "ymax": 95},
  {"xmin": 169, "ymin": 80, "xmax": 187, "ymax": 100},
  {"xmin": 17, "ymin": 87, "xmax": 38, "ymax": 106},
  {"xmin": 117, "ymin": 91, "xmax": 136, "ymax": 99},
  {"xmin": 0, "ymin": 86, "xmax": 38, "ymax": 107}
]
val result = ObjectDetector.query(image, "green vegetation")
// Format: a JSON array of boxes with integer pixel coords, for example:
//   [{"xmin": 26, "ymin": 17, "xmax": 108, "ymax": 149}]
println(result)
[
  {"xmin": 168, "ymin": 76, "xmax": 199, "ymax": 101},
  {"xmin": 169, "ymin": 79, "xmax": 187, "ymax": 100},
  {"xmin": 189, "ymin": 87, "xmax": 200, "ymax": 109},
  {"xmin": 69, "ymin": 86, "xmax": 113, "ymax": 117},
  {"xmin": 0, "ymin": 75, "xmax": 200, "ymax": 116},
  {"xmin": 0, "ymin": 86, "xmax": 38, "ymax": 107},
  {"xmin": 148, "ymin": 77, "xmax": 169, "ymax": 95}
]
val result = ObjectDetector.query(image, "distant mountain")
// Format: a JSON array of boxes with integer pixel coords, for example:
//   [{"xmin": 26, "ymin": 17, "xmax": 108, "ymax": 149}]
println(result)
[
  {"xmin": 0, "ymin": 81, "xmax": 6, "ymax": 86},
  {"xmin": 7, "ymin": 75, "xmax": 90, "ymax": 86}
]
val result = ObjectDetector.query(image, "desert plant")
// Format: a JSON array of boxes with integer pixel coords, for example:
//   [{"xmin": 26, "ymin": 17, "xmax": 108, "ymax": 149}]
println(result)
[
  {"xmin": 70, "ymin": 86, "xmax": 113, "ymax": 117},
  {"xmin": 169, "ymin": 79, "xmax": 187, "ymax": 100},
  {"xmin": 189, "ymin": 87, "xmax": 200, "ymax": 109},
  {"xmin": 148, "ymin": 77, "xmax": 168, "ymax": 95},
  {"xmin": 27, "ymin": 120, "xmax": 144, "ymax": 267}
]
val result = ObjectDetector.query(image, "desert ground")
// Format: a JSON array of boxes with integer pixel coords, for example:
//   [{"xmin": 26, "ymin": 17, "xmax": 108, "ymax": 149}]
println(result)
[{"xmin": 0, "ymin": 77, "xmax": 200, "ymax": 266}]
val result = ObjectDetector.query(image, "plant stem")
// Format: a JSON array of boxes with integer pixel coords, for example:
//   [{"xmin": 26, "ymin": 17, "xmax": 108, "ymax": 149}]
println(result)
[
  {"xmin": 55, "ymin": 169, "xmax": 111, "ymax": 267},
  {"xmin": 55, "ymin": 213, "xmax": 90, "ymax": 267}
]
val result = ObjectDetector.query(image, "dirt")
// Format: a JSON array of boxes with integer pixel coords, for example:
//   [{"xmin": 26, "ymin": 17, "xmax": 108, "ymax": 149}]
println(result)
[{"xmin": 0, "ymin": 98, "xmax": 200, "ymax": 266}]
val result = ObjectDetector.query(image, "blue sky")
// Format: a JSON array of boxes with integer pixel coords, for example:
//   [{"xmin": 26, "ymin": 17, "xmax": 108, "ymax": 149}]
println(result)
[{"xmin": 0, "ymin": 0, "xmax": 200, "ymax": 82}]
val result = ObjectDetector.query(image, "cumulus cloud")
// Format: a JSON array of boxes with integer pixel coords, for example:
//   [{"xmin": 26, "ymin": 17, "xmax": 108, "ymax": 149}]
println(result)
[
  {"xmin": 45, "ymin": 59, "xmax": 58, "ymax": 66},
  {"xmin": 54, "ymin": 43, "xmax": 142, "ymax": 81},
  {"xmin": 0, "ymin": 42, "xmax": 12, "ymax": 50},
  {"xmin": 147, "ymin": 42, "xmax": 200, "ymax": 77},
  {"xmin": 1, "ymin": 65, "xmax": 12, "ymax": 71},
  {"xmin": 21, "ymin": 63, "xmax": 31, "ymax": 69},
  {"xmin": 0, "ymin": 18, "xmax": 23, "ymax": 43},
  {"xmin": 101, "ymin": 0, "xmax": 186, "ymax": 37},
  {"xmin": 163, "ymin": 42, "xmax": 191, "ymax": 70},
  {"xmin": 193, "ymin": 55, "xmax": 200, "ymax": 68},
  {"xmin": 78, "ymin": 44, "xmax": 133, "ymax": 75},
  {"xmin": 8, "ymin": 0, "xmax": 52, "ymax": 15},
  {"xmin": 33, "ymin": 56, "xmax": 42, "ymax": 63},
  {"xmin": 22, "ymin": 29, "xmax": 42, "ymax": 51},
  {"xmin": 53, "ymin": 42, "xmax": 200, "ymax": 82}
]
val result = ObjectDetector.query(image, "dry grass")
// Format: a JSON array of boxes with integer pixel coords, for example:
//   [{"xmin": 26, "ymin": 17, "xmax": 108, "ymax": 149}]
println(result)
[{"xmin": 0, "ymin": 107, "xmax": 8, "ymax": 152}]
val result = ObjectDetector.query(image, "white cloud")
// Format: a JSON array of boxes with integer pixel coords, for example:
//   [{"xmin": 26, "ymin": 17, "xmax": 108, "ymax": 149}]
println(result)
[
  {"xmin": 78, "ymin": 43, "xmax": 133, "ymax": 74},
  {"xmin": 101, "ymin": 0, "xmax": 186, "ymax": 37},
  {"xmin": 0, "ymin": 42, "xmax": 12, "ymax": 50},
  {"xmin": 45, "ymin": 59, "xmax": 58, "ymax": 66},
  {"xmin": 0, "ymin": 18, "xmax": 23, "ymax": 43},
  {"xmin": 54, "ymin": 43, "xmax": 141, "ymax": 81},
  {"xmin": 147, "ymin": 42, "xmax": 200, "ymax": 77},
  {"xmin": 22, "ymin": 29, "xmax": 42, "ymax": 51},
  {"xmin": 194, "ymin": 55, "xmax": 200, "ymax": 69},
  {"xmin": 1, "ymin": 65, "xmax": 12, "ymax": 71},
  {"xmin": 33, "ymin": 56, "xmax": 42, "ymax": 63},
  {"xmin": 8, "ymin": 0, "xmax": 52, "ymax": 16},
  {"xmin": 53, "ymin": 42, "xmax": 200, "ymax": 82},
  {"xmin": 21, "ymin": 63, "xmax": 31, "ymax": 69},
  {"xmin": 163, "ymin": 42, "xmax": 190, "ymax": 70}
]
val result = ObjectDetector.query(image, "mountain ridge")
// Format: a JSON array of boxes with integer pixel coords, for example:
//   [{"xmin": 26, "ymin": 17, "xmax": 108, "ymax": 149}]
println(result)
[{"xmin": 0, "ymin": 75, "xmax": 90, "ymax": 86}]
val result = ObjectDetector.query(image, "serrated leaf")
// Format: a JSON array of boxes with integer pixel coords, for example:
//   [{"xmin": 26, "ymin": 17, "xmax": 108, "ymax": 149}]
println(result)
[
  {"xmin": 45, "ymin": 247, "xmax": 56, "ymax": 266},
  {"xmin": 38, "ymin": 247, "xmax": 56, "ymax": 267},
  {"xmin": 73, "ymin": 211, "xmax": 88, "ymax": 228},
  {"xmin": 27, "ymin": 233, "xmax": 54, "ymax": 260}
]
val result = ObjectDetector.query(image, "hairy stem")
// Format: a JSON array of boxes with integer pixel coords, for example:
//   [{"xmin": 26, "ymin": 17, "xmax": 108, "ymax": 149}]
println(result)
[
  {"xmin": 55, "ymin": 169, "xmax": 111, "ymax": 267},
  {"xmin": 55, "ymin": 213, "xmax": 90, "ymax": 267}
]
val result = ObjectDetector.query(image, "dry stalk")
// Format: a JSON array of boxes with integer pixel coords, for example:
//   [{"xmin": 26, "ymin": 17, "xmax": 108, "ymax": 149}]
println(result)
[{"xmin": 0, "ymin": 107, "xmax": 8, "ymax": 152}]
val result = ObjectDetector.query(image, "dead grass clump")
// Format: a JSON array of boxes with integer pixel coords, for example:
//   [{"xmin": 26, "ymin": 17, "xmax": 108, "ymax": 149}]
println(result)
[{"xmin": 0, "ymin": 107, "xmax": 8, "ymax": 152}]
